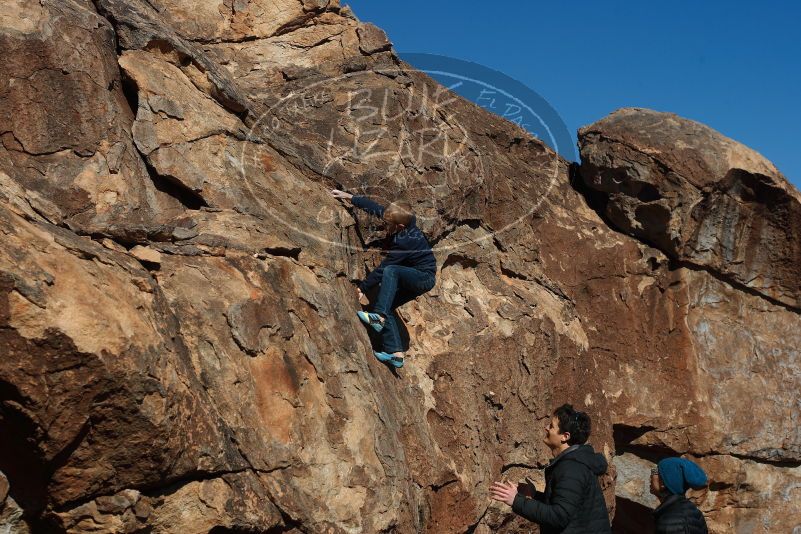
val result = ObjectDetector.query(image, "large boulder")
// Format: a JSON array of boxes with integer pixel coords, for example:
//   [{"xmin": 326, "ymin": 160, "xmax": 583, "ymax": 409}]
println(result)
[
  {"xmin": 1, "ymin": 1, "xmax": 799, "ymax": 533},
  {"xmin": 578, "ymin": 107, "xmax": 801, "ymax": 310},
  {"xmin": 579, "ymin": 108, "xmax": 801, "ymax": 533}
]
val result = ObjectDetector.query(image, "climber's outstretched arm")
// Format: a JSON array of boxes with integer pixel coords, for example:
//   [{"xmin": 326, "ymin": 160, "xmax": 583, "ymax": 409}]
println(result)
[
  {"xmin": 332, "ymin": 189, "xmax": 386, "ymax": 218},
  {"xmin": 351, "ymin": 195, "xmax": 386, "ymax": 218},
  {"xmin": 331, "ymin": 189, "xmax": 353, "ymax": 201}
]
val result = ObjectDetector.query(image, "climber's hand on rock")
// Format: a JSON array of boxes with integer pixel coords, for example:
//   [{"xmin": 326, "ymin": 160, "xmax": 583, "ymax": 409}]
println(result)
[
  {"xmin": 356, "ymin": 287, "xmax": 367, "ymax": 304},
  {"xmin": 331, "ymin": 189, "xmax": 353, "ymax": 200},
  {"xmin": 489, "ymin": 481, "xmax": 517, "ymax": 506}
]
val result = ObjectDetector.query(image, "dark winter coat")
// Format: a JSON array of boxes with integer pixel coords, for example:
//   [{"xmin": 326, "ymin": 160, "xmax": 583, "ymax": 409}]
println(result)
[
  {"xmin": 511, "ymin": 444, "xmax": 611, "ymax": 534},
  {"xmin": 351, "ymin": 196, "xmax": 437, "ymax": 292},
  {"xmin": 653, "ymin": 494, "xmax": 708, "ymax": 534}
]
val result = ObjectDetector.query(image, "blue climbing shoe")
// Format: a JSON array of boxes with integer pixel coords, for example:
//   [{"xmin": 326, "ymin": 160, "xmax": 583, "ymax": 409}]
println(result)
[
  {"xmin": 357, "ymin": 311, "xmax": 384, "ymax": 332},
  {"xmin": 374, "ymin": 351, "xmax": 404, "ymax": 368}
]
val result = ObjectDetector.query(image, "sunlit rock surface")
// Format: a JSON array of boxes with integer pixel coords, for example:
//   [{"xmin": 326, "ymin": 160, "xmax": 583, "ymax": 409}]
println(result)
[{"xmin": 1, "ymin": 1, "xmax": 799, "ymax": 532}]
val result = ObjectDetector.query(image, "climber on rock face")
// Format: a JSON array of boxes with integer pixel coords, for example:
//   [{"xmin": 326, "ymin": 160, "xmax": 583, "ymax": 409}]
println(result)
[
  {"xmin": 489, "ymin": 404, "xmax": 612, "ymax": 534},
  {"xmin": 331, "ymin": 189, "xmax": 437, "ymax": 369}
]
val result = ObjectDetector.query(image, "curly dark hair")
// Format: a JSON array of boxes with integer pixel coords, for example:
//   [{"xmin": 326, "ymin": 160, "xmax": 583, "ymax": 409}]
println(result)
[{"xmin": 553, "ymin": 404, "xmax": 591, "ymax": 445}]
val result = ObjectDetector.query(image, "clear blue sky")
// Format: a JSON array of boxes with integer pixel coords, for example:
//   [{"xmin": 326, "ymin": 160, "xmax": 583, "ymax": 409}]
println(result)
[{"xmin": 346, "ymin": 1, "xmax": 801, "ymax": 189}]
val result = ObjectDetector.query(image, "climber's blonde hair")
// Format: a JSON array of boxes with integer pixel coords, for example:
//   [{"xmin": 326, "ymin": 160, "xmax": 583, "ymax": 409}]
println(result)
[{"xmin": 384, "ymin": 200, "xmax": 414, "ymax": 227}]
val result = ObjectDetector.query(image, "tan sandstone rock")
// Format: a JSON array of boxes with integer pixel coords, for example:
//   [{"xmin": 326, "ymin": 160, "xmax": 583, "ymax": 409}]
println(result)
[
  {"xmin": 1, "ymin": 1, "xmax": 799, "ymax": 533},
  {"xmin": 0, "ymin": 0, "xmax": 184, "ymax": 237},
  {"xmin": 579, "ymin": 107, "xmax": 801, "ymax": 310}
]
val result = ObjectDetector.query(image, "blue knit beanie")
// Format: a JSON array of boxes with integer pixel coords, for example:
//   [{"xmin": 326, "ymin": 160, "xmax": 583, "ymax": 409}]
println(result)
[{"xmin": 657, "ymin": 457, "xmax": 708, "ymax": 495}]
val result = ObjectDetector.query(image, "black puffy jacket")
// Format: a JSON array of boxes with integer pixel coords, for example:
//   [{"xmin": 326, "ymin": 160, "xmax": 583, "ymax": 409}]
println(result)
[
  {"xmin": 511, "ymin": 444, "xmax": 611, "ymax": 534},
  {"xmin": 653, "ymin": 494, "xmax": 708, "ymax": 534}
]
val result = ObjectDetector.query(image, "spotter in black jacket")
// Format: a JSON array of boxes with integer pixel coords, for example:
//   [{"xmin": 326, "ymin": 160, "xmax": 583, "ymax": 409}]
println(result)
[
  {"xmin": 653, "ymin": 494, "xmax": 708, "ymax": 534},
  {"xmin": 512, "ymin": 444, "xmax": 611, "ymax": 534}
]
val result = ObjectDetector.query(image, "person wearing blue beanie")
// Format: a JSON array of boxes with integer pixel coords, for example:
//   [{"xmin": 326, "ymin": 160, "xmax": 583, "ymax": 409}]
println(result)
[
  {"xmin": 658, "ymin": 457, "xmax": 708, "ymax": 496},
  {"xmin": 650, "ymin": 457, "xmax": 709, "ymax": 534}
]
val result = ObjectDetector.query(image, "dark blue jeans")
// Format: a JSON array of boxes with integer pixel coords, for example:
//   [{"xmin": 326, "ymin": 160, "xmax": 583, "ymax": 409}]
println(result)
[{"xmin": 372, "ymin": 265, "xmax": 435, "ymax": 353}]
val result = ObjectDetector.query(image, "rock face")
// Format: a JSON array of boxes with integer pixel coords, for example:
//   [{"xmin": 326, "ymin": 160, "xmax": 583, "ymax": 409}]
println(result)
[
  {"xmin": 0, "ymin": 471, "xmax": 30, "ymax": 534},
  {"xmin": 0, "ymin": 2, "xmax": 799, "ymax": 534},
  {"xmin": 579, "ymin": 108, "xmax": 801, "ymax": 310},
  {"xmin": 579, "ymin": 110, "xmax": 801, "ymax": 533}
]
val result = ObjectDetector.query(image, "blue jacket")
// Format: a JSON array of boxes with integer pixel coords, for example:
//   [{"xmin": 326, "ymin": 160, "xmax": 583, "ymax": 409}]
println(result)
[{"xmin": 351, "ymin": 196, "xmax": 437, "ymax": 292}]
